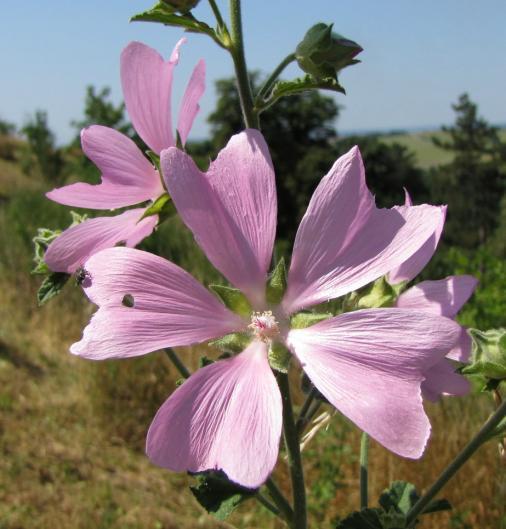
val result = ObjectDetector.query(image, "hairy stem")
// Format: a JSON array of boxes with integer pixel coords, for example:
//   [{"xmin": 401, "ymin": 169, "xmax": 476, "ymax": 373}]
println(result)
[
  {"xmin": 255, "ymin": 53, "xmax": 296, "ymax": 106},
  {"xmin": 359, "ymin": 432, "xmax": 369, "ymax": 509},
  {"xmin": 406, "ymin": 398, "xmax": 506, "ymax": 527},
  {"xmin": 277, "ymin": 373, "xmax": 307, "ymax": 529},
  {"xmin": 164, "ymin": 348, "xmax": 190, "ymax": 379},
  {"xmin": 264, "ymin": 478, "xmax": 294, "ymax": 523},
  {"xmin": 228, "ymin": 0, "xmax": 259, "ymax": 128},
  {"xmin": 208, "ymin": 0, "xmax": 226, "ymax": 30}
]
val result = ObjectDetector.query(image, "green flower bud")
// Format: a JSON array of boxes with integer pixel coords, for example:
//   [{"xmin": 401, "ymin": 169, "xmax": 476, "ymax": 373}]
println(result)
[
  {"xmin": 295, "ymin": 23, "xmax": 362, "ymax": 81},
  {"xmin": 463, "ymin": 328, "xmax": 506, "ymax": 380}
]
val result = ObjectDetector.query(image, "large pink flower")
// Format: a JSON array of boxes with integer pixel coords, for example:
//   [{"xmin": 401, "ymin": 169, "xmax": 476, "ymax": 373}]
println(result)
[
  {"xmin": 45, "ymin": 39, "xmax": 205, "ymax": 273},
  {"xmin": 71, "ymin": 130, "xmax": 461, "ymax": 488}
]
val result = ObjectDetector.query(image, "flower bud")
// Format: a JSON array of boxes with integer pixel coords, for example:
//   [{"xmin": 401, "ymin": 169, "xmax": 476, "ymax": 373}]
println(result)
[{"xmin": 295, "ymin": 23, "xmax": 362, "ymax": 80}]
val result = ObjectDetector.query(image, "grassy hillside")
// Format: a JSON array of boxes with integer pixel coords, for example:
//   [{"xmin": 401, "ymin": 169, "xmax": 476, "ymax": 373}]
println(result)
[
  {"xmin": 379, "ymin": 128, "xmax": 506, "ymax": 169},
  {"xmin": 1, "ymin": 137, "xmax": 505, "ymax": 529}
]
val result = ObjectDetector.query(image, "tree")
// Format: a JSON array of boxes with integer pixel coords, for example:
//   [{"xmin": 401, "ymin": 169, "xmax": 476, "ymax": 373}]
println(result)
[
  {"xmin": 429, "ymin": 94, "xmax": 506, "ymax": 248},
  {"xmin": 21, "ymin": 110, "xmax": 64, "ymax": 184}
]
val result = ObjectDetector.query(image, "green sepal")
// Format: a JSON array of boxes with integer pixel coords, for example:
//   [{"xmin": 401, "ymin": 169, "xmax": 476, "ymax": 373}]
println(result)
[
  {"xmin": 146, "ymin": 150, "xmax": 161, "ymax": 173},
  {"xmin": 32, "ymin": 227, "xmax": 61, "ymax": 274},
  {"xmin": 268, "ymin": 341, "xmax": 292, "ymax": 373},
  {"xmin": 266, "ymin": 257, "xmax": 287, "ymax": 305},
  {"xmin": 462, "ymin": 328, "xmax": 506, "ymax": 380},
  {"xmin": 190, "ymin": 470, "xmax": 256, "ymax": 520},
  {"xmin": 209, "ymin": 333, "xmax": 250, "ymax": 354},
  {"xmin": 131, "ymin": 3, "xmax": 225, "ymax": 48},
  {"xmin": 175, "ymin": 377, "xmax": 185, "ymax": 387},
  {"xmin": 357, "ymin": 276, "xmax": 397, "ymax": 309},
  {"xmin": 209, "ymin": 284, "xmax": 252, "ymax": 318},
  {"xmin": 291, "ymin": 311, "xmax": 332, "ymax": 329},
  {"xmin": 295, "ymin": 23, "xmax": 362, "ymax": 81},
  {"xmin": 37, "ymin": 272, "xmax": 70, "ymax": 306},
  {"xmin": 139, "ymin": 193, "xmax": 174, "ymax": 222},
  {"xmin": 486, "ymin": 415, "xmax": 506, "ymax": 441}
]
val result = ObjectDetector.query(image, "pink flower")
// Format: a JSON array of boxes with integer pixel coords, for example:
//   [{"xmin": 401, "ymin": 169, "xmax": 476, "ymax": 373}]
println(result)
[
  {"xmin": 44, "ymin": 39, "xmax": 205, "ymax": 273},
  {"xmin": 387, "ymin": 191, "xmax": 477, "ymax": 401},
  {"xmin": 71, "ymin": 130, "xmax": 461, "ymax": 488}
]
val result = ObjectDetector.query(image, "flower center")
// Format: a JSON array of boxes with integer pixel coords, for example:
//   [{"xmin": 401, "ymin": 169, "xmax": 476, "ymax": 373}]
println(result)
[{"xmin": 249, "ymin": 311, "xmax": 279, "ymax": 341}]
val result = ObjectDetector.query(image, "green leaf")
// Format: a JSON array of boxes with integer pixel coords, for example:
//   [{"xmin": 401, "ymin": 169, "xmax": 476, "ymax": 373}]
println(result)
[
  {"xmin": 139, "ymin": 193, "xmax": 174, "ymax": 222},
  {"xmin": 268, "ymin": 341, "xmax": 292, "ymax": 373},
  {"xmin": 266, "ymin": 257, "xmax": 287, "ymax": 305},
  {"xmin": 270, "ymin": 75, "xmax": 346, "ymax": 103},
  {"xmin": 32, "ymin": 227, "xmax": 61, "ymax": 274},
  {"xmin": 131, "ymin": 3, "xmax": 223, "ymax": 46},
  {"xmin": 335, "ymin": 508, "xmax": 384, "ymax": 529},
  {"xmin": 158, "ymin": 0, "xmax": 200, "ymax": 13},
  {"xmin": 378, "ymin": 481, "xmax": 418, "ymax": 515},
  {"xmin": 290, "ymin": 311, "xmax": 332, "ymax": 329},
  {"xmin": 209, "ymin": 284, "xmax": 252, "ymax": 318},
  {"xmin": 190, "ymin": 470, "xmax": 256, "ymax": 520},
  {"xmin": 295, "ymin": 23, "xmax": 362, "ymax": 81},
  {"xmin": 462, "ymin": 328, "xmax": 506, "ymax": 380},
  {"xmin": 209, "ymin": 333, "xmax": 250, "ymax": 354},
  {"xmin": 37, "ymin": 272, "xmax": 70, "ymax": 306}
]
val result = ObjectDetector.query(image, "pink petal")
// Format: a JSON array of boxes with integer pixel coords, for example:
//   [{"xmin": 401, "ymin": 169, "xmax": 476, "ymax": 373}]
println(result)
[
  {"xmin": 161, "ymin": 130, "xmax": 276, "ymax": 307},
  {"xmin": 287, "ymin": 308, "xmax": 461, "ymax": 458},
  {"xmin": 388, "ymin": 191, "xmax": 446, "ymax": 284},
  {"xmin": 283, "ymin": 146, "xmax": 446, "ymax": 314},
  {"xmin": 44, "ymin": 208, "xmax": 157, "ymax": 274},
  {"xmin": 422, "ymin": 359, "xmax": 471, "ymax": 402},
  {"xmin": 177, "ymin": 59, "xmax": 205, "ymax": 146},
  {"xmin": 121, "ymin": 40, "xmax": 185, "ymax": 154},
  {"xmin": 447, "ymin": 327, "xmax": 473, "ymax": 362},
  {"xmin": 46, "ymin": 126, "xmax": 163, "ymax": 209},
  {"xmin": 146, "ymin": 341, "xmax": 282, "ymax": 488},
  {"xmin": 70, "ymin": 247, "xmax": 245, "ymax": 359},
  {"xmin": 396, "ymin": 275, "xmax": 478, "ymax": 318}
]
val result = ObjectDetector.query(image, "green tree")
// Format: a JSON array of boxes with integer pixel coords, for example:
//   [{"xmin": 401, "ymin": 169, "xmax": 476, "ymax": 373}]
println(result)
[
  {"xmin": 0, "ymin": 117, "xmax": 16, "ymax": 136},
  {"xmin": 21, "ymin": 110, "xmax": 64, "ymax": 184},
  {"xmin": 429, "ymin": 94, "xmax": 506, "ymax": 247}
]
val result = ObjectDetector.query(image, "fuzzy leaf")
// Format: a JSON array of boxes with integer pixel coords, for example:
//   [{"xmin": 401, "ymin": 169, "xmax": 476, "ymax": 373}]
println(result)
[
  {"xmin": 268, "ymin": 341, "xmax": 292, "ymax": 373},
  {"xmin": 131, "ymin": 3, "xmax": 222, "ymax": 45},
  {"xmin": 190, "ymin": 470, "xmax": 256, "ymax": 520},
  {"xmin": 357, "ymin": 277, "xmax": 397, "ymax": 309},
  {"xmin": 335, "ymin": 508, "xmax": 384, "ymax": 529},
  {"xmin": 270, "ymin": 75, "xmax": 346, "ymax": 103},
  {"xmin": 37, "ymin": 272, "xmax": 70, "ymax": 306}
]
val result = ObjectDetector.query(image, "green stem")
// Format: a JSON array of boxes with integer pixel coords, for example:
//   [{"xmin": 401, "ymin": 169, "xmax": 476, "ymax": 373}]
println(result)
[
  {"xmin": 265, "ymin": 478, "xmax": 294, "ymax": 524},
  {"xmin": 256, "ymin": 492, "xmax": 280, "ymax": 517},
  {"xmin": 164, "ymin": 348, "xmax": 190, "ymax": 379},
  {"xmin": 255, "ymin": 53, "xmax": 296, "ymax": 105},
  {"xmin": 228, "ymin": 0, "xmax": 259, "ymax": 128},
  {"xmin": 406, "ymin": 398, "xmax": 506, "ymax": 527},
  {"xmin": 208, "ymin": 0, "xmax": 226, "ymax": 30},
  {"xmin": 296, "ymin": 387, "xmax": 320, "ymax": 437},
  {"xmin": 277, "ymin": 373, "xmax": 307, "ymax": 529},
  {"xmin": 359, "ymin": 432, "xmax": 369, "ymax": 509}
]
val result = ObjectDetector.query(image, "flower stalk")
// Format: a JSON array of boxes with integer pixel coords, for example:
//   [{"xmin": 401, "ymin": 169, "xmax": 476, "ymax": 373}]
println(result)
[
  {"xmin": 277, "ymin": 372, "xmax": 307, "ymax": 529},
  {"xmin": 406, "ymin": 398, "xmax": 506, "ymax": 527},
  {"xmin": 255, "ymin": 53, "xmax": 296, "ymax": 108},
  {"xmin": 164, "ymin": 347, "xmax": 191, "ymax": 378},
  {"xmin": 228, "ymin": 0, "xmax": 259, "ymax": 129},
  {"xmin": 359, "ymin": 432, "xmax": 369, "ymax": 509}
]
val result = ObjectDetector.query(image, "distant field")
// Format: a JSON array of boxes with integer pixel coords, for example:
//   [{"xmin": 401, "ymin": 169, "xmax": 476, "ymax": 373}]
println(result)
[{"xmin": 380, "ymin": 128, "xmax": 506, "ymax": 169}]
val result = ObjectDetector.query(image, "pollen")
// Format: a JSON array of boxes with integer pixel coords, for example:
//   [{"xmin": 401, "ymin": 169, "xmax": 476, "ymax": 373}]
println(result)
[{"xmin": 249, "ymin": 311, "xmax": 279, "ymax": 341}]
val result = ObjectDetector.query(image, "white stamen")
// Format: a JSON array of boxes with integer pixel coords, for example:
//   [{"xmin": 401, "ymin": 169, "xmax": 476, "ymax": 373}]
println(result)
[{"xmin": 249, "ymin": 311, "xmax": 279, "ymax": 341}]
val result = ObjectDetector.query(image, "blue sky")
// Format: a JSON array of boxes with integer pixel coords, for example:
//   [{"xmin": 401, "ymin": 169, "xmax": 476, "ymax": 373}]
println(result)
[{"xmin": 1, "ymin": 1, "xmax": 505, "ymax": 144}]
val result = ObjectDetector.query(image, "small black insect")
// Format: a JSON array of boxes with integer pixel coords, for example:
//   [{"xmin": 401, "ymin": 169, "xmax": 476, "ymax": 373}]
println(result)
[
  {"xmin": 75, "ymin": 266, "xmax": 91, "ymax": 285},
  {"xmin": 122, "ymin": 293, "xmax": 135, "ymax": 308}
]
